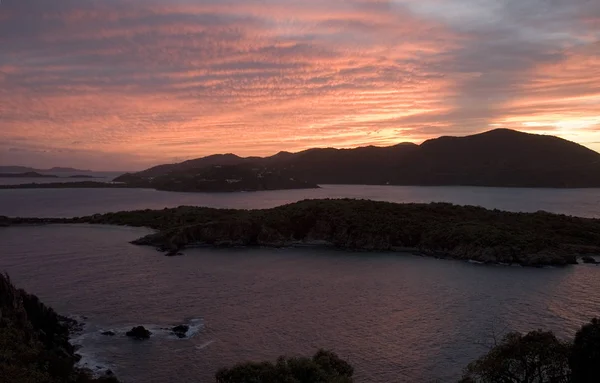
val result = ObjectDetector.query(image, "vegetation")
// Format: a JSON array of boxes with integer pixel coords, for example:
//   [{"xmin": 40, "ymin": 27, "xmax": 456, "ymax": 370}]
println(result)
[
  {"xmin": 570, "ymin": 319, "xmax": 600, "ymax": 382},
  {"xmin": 115, "ymin": 164, "xmax": 319, "ymax": 192},
  {"xmin": 1, "ymin": 271, "xmax": 598, "ymax": 382},
  {"xmin": 460, "ymin": 331, "xmax": 571, "ymax": 383},
  {"xmin": 460, "ymin": 319, "xmax": 600, "ymax": 383},
  {"xmin": 214, "ymin": 320, "xmax": 600, "ymax": 383},
  {"xmin": 215, "ymin": 349, "xmax": 354, "ymax": 383},
  {"xmin": 0, "ymin": 273, "xmax": 118, "ymax": 383},
  {"xmin": 5, "ymin": 199, "xmax": 600, "ymax": 266}
]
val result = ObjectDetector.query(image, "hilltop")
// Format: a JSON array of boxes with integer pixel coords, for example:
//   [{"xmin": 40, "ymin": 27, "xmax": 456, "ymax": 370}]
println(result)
[{"xmin": 119, "ymin": 129, "xmax": 600, "ymax": 188}]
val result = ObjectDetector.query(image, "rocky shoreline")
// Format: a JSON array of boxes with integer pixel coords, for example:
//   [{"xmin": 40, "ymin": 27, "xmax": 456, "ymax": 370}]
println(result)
[
  {"xmin": 0, "ymin": 273, "xmax": 119, "ymax": 382},
  {"xmin": 3, "ymin": 199, "xmax": 600, "ymax": 266}
]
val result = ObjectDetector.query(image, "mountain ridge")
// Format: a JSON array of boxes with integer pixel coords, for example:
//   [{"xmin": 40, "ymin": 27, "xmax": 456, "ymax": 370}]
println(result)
[{"xmin": 122, "ymin": 129, "xmax": 600, "ymax": 188}]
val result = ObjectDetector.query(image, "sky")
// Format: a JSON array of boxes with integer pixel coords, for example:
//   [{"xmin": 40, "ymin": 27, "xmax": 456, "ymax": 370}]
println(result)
[{"xmin": 0, "ymin": 0, "xmax": 599, "ymax": 171}]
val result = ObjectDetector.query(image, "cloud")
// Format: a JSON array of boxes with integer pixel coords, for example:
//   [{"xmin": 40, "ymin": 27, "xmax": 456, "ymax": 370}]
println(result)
[{"xmin": 0, "ymin": 0, "xmax": 598, "ymax": 170}]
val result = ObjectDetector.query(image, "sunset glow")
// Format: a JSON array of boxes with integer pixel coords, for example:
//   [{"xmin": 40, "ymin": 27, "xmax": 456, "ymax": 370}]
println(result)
[{"xmin": 1, "ymin": 0, "xmax": 599, "ymax": 170}]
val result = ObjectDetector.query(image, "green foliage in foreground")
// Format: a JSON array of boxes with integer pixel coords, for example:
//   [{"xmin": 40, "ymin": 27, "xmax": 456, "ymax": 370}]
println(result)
[
  {"xmin": 215, "ymin": 319, "xmax": 600, "ymax": 383},
  {"xmin": 0, "ymin": 273, "xmax": 118, "ymax": 383},
  {"xmin": 1, "ymin": 270, "xmax": 599, "ymax": 383},
  {"xmin": 571, "ymin": 318, "xmax": 600, "ymax": 383},
  {"xmin": 215, "ymin": 349, "xmax": 354, "ymax": 383},
  {"xmin": 461, "ymin": 319, "xmax": 600, "ymax": 383},
  {"xmin": 460, "ymin": 331, "xmax": 571, "ymax": 383}
]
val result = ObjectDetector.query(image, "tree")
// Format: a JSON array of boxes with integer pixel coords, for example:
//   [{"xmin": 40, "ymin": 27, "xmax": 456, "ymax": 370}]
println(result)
[
  {"xmin": 570, "ymin": 318, "xmax": 600, "ymax": 383},
  {"xmin": 215, "ymin": 349, "xmax": 354, "ymax": 383},
  {"xmin": 460, "ymin": 330, "xmax": 571, "ymax": 383}
]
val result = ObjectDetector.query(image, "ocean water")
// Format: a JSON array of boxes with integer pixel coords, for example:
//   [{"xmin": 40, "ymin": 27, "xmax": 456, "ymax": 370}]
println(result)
[
  {"xmin": 0, "ymin": 225, "xmax": 599, "ymax": 382},
  {"xmin": 2, "ymin": 184, "xmax": 600, "ymax": 218},
  {"xmin": 2, "ymin": 184, "xmax": 600, "ymax": 382}
]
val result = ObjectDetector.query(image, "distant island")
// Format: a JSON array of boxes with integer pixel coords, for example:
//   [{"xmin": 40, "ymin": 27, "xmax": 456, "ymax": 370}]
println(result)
[
  {"xmin": 0, "ymin": 164, "xmax": 319, "ymax": 193},
  {"xmin": 0, "ymin": 171, "xmax": 59, "ymax": 178},
  {"xmin": 4, "ymin": 199, "xmax": 600, "ymax": 266},
  {"xmin": 116, "ymin": 128, "xmax": 600, "ymax": 188},
  {"xmin": 5, "ymin": 129, "xmax": 600, "ymax": 191},
  {"xmin": 0, "ymin": 172, "xmax": 101, "ymax": 179},
  {"xmin": 0, "ymin": 166, "xmax": 92, "ymax": 173},
  {"xmin": 0, "ymin": 181, "xmax": 126, "ymax": 189}
]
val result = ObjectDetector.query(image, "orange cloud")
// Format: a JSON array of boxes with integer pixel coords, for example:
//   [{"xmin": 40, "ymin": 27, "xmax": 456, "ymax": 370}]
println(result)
[{"xmin": 0, "ymin": 0, "xmax": 598, "ymax": 169}]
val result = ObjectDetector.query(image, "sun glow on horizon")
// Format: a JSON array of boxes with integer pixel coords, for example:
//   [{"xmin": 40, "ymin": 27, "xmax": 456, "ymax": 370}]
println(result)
[{"xmin": 0, "ymin": 0, "xmax": 599, "ymax": 170}]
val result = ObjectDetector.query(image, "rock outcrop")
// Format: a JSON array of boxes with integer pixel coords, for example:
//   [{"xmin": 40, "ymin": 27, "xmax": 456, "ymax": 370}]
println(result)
[
  {"xmin": 172, "ymin": 325, "xmax": 189, "ymax": 338},
  {"xmin": 0, "ymin": 273, "xmax": 120, "ymax": 382},
  {"xmin": 126, "ymin": 326, "xmax": 151, "ymax": 340},
  {"xmin": 582, "ymin": 256, "xmax": 598, "ymax": 264}
]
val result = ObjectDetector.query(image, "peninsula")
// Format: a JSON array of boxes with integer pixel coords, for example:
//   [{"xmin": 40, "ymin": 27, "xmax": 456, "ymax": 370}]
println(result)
[
  {"xmin": 4, "ymin": 199, "xmax": 600, "ymax": 266},
  {"xmin": 0, "ymin": 164, "xmax": 319, "ymax": 192}
]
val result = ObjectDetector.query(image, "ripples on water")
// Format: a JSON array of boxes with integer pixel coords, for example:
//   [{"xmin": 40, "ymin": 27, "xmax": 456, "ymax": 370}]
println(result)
[
  {"xmin": 1, "ymin": 225, "xmax": 599, "ymax": 382},
  {"xmin": 2, "ymin": 184, "xmax": 600, "ymax": 218}
]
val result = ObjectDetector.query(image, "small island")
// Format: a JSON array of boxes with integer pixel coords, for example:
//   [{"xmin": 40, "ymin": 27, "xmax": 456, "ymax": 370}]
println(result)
[
  {"xmin": 0, "ymin": 181, "xmax": 129, "ymax": 189},
  {"xmin": 0, "ymin": 166, "xmax": 92, "ymax": 173},
  {"xmin": 0, "ymin": 172, "xmax": 99, "ymax": 180},
  {"xmin": 0, "ymin": 164, "xmax": 319, "ymax": 192},
  {"xmin": 68, "ymin": 174, "xmax": 98, "ymax": 179},
  {"xmin": 0, "ymin": 171, "xmax": 59, "ymax": 178},
  {"xmin": 4, "ymin": 199, "xmax": 600, "ymax": 266}
]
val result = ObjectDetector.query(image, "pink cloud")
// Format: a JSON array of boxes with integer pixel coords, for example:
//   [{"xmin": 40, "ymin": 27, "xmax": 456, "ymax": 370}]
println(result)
[{"xmin": 0, "ymin": 0, "xmax": 598, "ymax": 170}]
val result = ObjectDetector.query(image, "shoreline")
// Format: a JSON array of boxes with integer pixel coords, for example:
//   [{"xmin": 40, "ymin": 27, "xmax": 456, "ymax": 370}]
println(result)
[
  {"xmin": 3, "ymin": 199, "xmax": 600, "ymax": 267},
  {"xmin": 0, "ymin": 182, "xmax": 319, "ymax": 193},
  {"xmin": 0, "ymin": 273, "xmax": 120, "ymax": 383}
]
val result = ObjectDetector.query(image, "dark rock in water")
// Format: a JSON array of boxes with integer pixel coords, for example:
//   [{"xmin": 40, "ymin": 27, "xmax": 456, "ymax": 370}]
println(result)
[
  {"xmin": 125, "ymin": 326, "xmax": 151, "ymax": 339},
  {"xmin": 172, "ymin": 324, "xmax": 189, "ymax": 338},
  {"xmin": 101, "ymin": 331, "xmax": 116, "ymax": 336},
  {"xmin": 165, "ymin": 249, "xmax": 183, "ymax": 256},
  {"xmin": 582, "ymin": 256, "xmax": 598, "ymax": 264}
]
